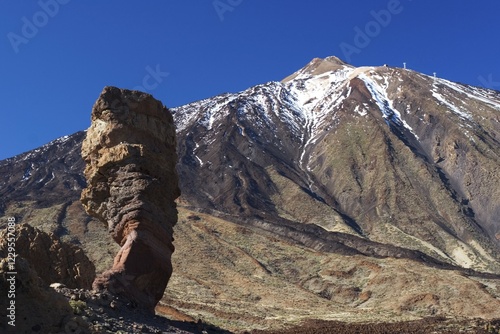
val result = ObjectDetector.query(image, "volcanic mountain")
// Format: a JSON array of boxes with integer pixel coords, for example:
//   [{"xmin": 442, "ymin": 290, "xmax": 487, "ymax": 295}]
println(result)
[
  {"xmin": 174, "ymin": 56, "xmax": 500, "ymax": 270},
  {"xmin": 1, "ymin": 56, "xmax": 500, "ymax": 332}
]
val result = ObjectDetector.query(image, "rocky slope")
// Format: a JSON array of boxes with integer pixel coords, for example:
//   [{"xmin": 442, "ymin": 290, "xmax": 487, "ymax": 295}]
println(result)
[
  {"xmin": 174, "ymin": 56, "xmax": 500, "ymax": 273},
  {"xmin": 0, "ymin": 131, "xmax": 118, "ymax": 273},
  {"xmin": 1, "ymin": 57, "xmax": 500, "ymax": 332},
  {"xmin": 0, "ymin": 224, "xmax": 223, "ymax": 334}
]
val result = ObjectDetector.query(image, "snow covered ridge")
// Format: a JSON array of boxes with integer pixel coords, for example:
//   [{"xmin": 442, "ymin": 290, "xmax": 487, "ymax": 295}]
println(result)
[
  {"xmin": 172, "ymin": 93, "xmax": 239, "ymax": 132},
  {"xmin": 171, "ymin": 59, "xmax": 500, "ymax": 148},
  {"xmin": 172, "ymin": 66, "xmax": 355, "ymax": 137},
  {"xmin": 0, "ymin": 133, "xmax": 76, "ymax": 165},
  {"xmin": 172, "ymin": 64, "xmax": 405, "ymax": 143},
  {"xmin": 285, "ymin": 67, "xmax": 353, "ymax": 114},
  {"xmin": 430, "ymin": 77, "xmax": 500, "ymax": 121}
]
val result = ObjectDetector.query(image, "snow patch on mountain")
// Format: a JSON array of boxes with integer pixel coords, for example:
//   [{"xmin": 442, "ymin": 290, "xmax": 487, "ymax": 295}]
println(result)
[
  {"xmin": 286, "ymin": 67, "xmax": 353, "ymax": 112},
  {"xmin": 173, "ymin": 93, "xmax": 238, "ymax": 132},
  {"xmin": 359, "ymin": 73, "xmax": 418, "ymax": 139},
  {"xmin": 284, "ymin": 69, "xmax": 354, "ymax": 170},
  {"xmin": 431, "ymin": 89, "xmax": 473, "ymax": 121},
  {"xmin": 435, "ymin": 78, "xmax": 500, "ymax": 111},
  {"xmin": 22, "ymin": 163, "xmax": 35, "ymax": 181},
  {"xmin": 354, "ymin": 105, "xmax": 368, "ymax": 116}
]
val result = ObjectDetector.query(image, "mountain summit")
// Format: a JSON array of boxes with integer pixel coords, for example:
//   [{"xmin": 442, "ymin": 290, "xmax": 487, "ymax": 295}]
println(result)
[
  {"xmin": 174, "ymin": 56, "xmax": 500, "ymax": 271},
  {"xmin": 282, "ymin": 56, "xmax": 348, "ymax": 82},
  {"xmin": 1, "ymin": 57, "xmax": 500, "ymax": 331}
]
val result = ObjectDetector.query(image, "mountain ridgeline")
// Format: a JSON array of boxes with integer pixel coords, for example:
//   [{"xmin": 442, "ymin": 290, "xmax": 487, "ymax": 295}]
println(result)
[
  {"xmin": 2, "ymin": 56, "xmax": 500, "ymax": 272},
  {"xmin": 174, "ymin": 56, "xmax": 500, "ymax": 272},
  {"xmin": 1, "ymin": 56, "xmax": 500, "ymax": 330}
]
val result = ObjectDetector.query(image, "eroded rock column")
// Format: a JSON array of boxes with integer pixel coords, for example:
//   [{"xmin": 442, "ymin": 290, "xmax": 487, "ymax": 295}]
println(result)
[{"xmin": 81, "ymin": 86, "xmax": 180, "ymax": 311}]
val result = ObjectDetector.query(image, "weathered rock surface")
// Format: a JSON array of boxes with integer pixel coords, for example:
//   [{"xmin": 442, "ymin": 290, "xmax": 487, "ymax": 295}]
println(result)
[
  {"xmin": 80, "ymin": 86, "xmax": 180, "ymax": 311},
  {"xmin": 0, "ymin": 224, "xmax": 92, "ymax": 333},
  {"xmin": 0, "ymin": 254, "xmax": 221, "ymax": 334},
  {"xmin": 0, "ymin": 223, "xmax": 96, "ymax": 289},
  {"xmin": 0, "ymin": 258, "xmax": 79, "ymax": 334}
]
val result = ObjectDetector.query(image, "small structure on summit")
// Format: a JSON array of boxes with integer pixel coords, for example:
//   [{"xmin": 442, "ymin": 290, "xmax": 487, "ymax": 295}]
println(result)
[{"xmin": 81, "ymin": 86, "xmax": 180, "ymax": 311}]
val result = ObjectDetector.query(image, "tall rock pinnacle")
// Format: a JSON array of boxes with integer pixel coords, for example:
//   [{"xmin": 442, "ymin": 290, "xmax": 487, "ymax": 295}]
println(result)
[{"xmin": 81, "ymin": 86, "xmax": 180, "ymax": 311}]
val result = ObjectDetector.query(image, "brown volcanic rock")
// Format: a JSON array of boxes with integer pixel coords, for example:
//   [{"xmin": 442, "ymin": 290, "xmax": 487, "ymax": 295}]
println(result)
[
  {"xmin": 80, "ymin": 86, "xmax": 180, "ymax": 311},
  {"xmin": 0, "ymin": 257, "xmax": 81, "ymax": 333},
  {"xmin": 0, "ymin": 223, "xmax": 95, "ymax": 289},
  {"xmin": 0, "ymin": 224, "xmax": 92, "ymax": 333}
]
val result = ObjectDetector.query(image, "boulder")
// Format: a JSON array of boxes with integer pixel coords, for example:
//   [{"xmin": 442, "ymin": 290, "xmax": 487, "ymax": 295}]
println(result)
[
  {"xmin": 0, "ymin": 223, "xmax": 95, "ymax": 289},
  {"xmin": 0, "ymin": 224, "xmax": 92, "ymax": 333}
]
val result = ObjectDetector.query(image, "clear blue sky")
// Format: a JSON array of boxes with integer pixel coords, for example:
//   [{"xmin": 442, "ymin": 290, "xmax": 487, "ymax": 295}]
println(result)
[{"xmin": 1, "ymin": 1, "xmax": 499, "ymax": 160}]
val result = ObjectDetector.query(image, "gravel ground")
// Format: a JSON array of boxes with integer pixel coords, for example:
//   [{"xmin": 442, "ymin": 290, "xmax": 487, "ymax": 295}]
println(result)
[
  {"xmin": 51, "ymin": 285, "xmax": 500, "ymax": 334},
  {"xmin": 251, "ymin": 317, "xmax": 500, "ymax": 334},
  {"xmin": 52, "ymin": 285, "xmax": 232, "ymax": 334}
]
